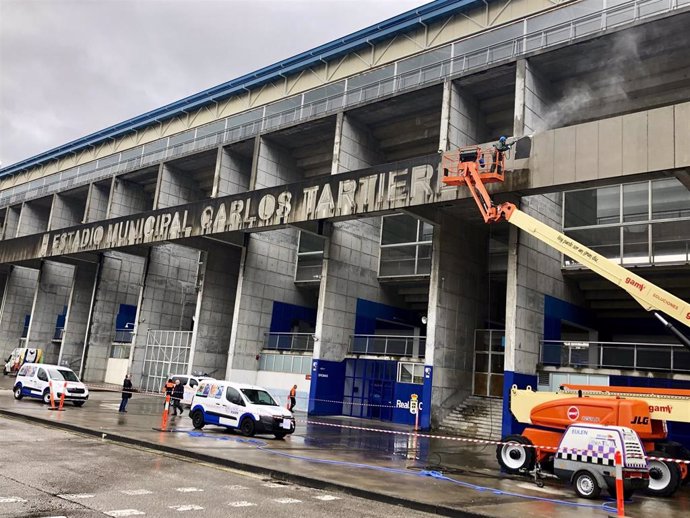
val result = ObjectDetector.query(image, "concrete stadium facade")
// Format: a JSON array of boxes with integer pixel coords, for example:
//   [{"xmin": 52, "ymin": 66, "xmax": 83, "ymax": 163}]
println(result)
[{"xmin": 1, "ymin": 0, "xmax": 689, "ymax": 441}]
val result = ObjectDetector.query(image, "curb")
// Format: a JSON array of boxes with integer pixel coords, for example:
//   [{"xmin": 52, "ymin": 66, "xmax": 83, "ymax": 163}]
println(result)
[{"xmin": 0, "ymin": 408, "xmax": 486, "ymax": 518}]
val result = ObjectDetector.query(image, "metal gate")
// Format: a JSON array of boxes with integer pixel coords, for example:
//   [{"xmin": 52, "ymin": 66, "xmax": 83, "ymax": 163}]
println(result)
[
  {"xmin": 141, "ymin": 330, "xmax": 192, "ymax": 393},
  {"xmin": 473, "ymin": 329, "xmax": 505, "ymax": 398}
]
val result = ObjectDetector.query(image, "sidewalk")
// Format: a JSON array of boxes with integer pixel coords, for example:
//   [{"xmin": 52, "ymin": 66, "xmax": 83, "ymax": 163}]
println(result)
[{"xmin": 0, "ymin": 387, "xmax": 687, "ymax": 518}]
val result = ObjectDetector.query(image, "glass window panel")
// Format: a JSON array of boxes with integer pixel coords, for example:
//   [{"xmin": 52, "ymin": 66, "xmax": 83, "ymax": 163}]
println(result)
[
  {"xmin": 636, "ymin": 348, "xmax": 671, "ymax": 370},
  {"xmin": 299, "ymin": 232, "xmax": 326, "ymax": 253},
  {"xmin": 565, "ymin": 227, "xmax": 620, "ymax": 262},
  {"xmin": 228, "ymin": 108, "xmax": 262, "ymax": 127},
  {"xmin": 418, "ymin": 222, "xmax": 433, "ymax": 242},
  {"xmin": 196, "ymin": 119, "xmax": 225, "ymax": 138},
  {"xmin": 295, "ymin": 255, "xmax": 323, "ymax": 282},
  {"xmin": 347, "ymin": 65, "xmax": 394, "ymax": 91},
  {"xmin": 564, "ymin": 186, "xmax": 619, "ymax": 228},
  {"xmin": 273, "ymin": 354, "xmax": 284, "ymax": 371},
  {"xmin": 303, "ymin": 81, "xmax": 345, "ymax": 104},
  {"xmin": 303, "ymin": 82, "xmax": 345, "ymax": 116},
  {"xmin": 475, "ymin": 353, "xmax": 489, "ymax": 373},
  {"xmin": 120, "ymin": 146, "xmax": 142, "ymax": 162},
  {"xmin": 382, "ymin": 214, "xmax": 418, "ymax": 244},
  {"xmin": 98, "ymin": 154, "xmax": 119, "ymax": 167},
  {"xmin": 491, "ymin": 353, "xmax": 504, "ymax": 373},
  {"xmin": 379, "ymin": 245, "xmax": 416, "ymax": 276},
  {"xmin": 622, "ymin": 224, "xmax": 649, "ymax": 264},
  {"xmin": 169, "ymin": 130, "xmax": 194, "ymax": 147},
  {"xmin": 398, "ymin": 363, "xmax": 413, "ymax": 383},
  {"xmin": 652, "ymin": 178, "xmax": 690, "ymax": 220},
  {"xmin": 623, "ymin": 182, "xmax": 649, "ymax": 222},
  {"xmin": 652, "ymin": 221, "xmax": 690, "ymax": 264},
  {"xmin": 416, "ymin": 244, "xmax": 432, "ymax": 275}
]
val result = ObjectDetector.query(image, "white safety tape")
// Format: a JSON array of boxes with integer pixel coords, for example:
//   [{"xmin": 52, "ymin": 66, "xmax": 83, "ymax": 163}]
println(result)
[{"xmin": 299, "ymin": 419, "xmax": 690, "ymax": 465}]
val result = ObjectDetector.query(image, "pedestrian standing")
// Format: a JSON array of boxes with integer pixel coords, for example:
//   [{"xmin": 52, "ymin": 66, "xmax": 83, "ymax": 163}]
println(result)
[
  {"xmin": 170, "ymin": 379, "xmax": 184, "ymax": 416},
  {"xmin": 119, "ymin": 374, "xmax": 133, "ymax": 413},
  {"xmin": 288, "ymin": 384, "xmax": 297, "ymax": 412}
]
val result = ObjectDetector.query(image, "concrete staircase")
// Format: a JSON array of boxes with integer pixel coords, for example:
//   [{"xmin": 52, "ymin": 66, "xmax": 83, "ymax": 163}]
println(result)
[{"xmin": 437, "ymin": 395, "xmax": 503, "ymax": 441}]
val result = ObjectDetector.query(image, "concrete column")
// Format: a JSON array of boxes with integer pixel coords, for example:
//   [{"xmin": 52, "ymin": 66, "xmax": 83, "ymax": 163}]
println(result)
[
  {"xmin": 49, "ymin": 193, "xmax": 85, "ymax": 230},
  {"xmin": 25, "ymin": 261, "xmax": 75, "ymax": 363},
  {"xmin": 426, "ymin": 217, "xmax": 489, "ymax": 426},
  {"xmin": 129, "ymin": 244, "xmax": 200, "ymax": 385},
  {"xmin": 212, "ymin": 146, "xmax": 251, "ymax": 197},
  {"xmin": 252, "ymin": 136, "xmax": 302, "ymax": 189},
  {"xmin": 154, "ymin": 163, "xmax": 204, "ymax": 208},
  {"xmin": 107, "ymin": 177, "xmax": 151, "ymax": 218},
  {"xmin": 331, "ymin": 112, "xmax": 383, "ymax": 173},
  {"xmin": 17, "ymin": 200, "xmax": 51, "ymax": 237},
  {"xmin": 189, "ymin": 243, "xmax": 241, "ymax": 379},
  {"xmin": 84, "ymin": 182, "xmax": 110, "ymax": 223},
  {"xmin": 226, "ymin": 228, "xmax": 311, "ymax": 379},
  {"xmin": 82, "ymin": 252, "xmax": 145, "ymax": 382},
  {"xmin": 514, "ymin": 59, "xmax": 553, "ymax": 136},
  {"xmin": 442, "ymin": 80, "xmax": 489, "ymax": 150},
  {"xmin": 0, "ymin": 266, "xmax": 39, "ymax": 358},
  {"xmin": 59, "ymin": 260, "xmax": 100, "ymax": 373},
  {"xmin": 2, "ymin": 205, "xmax": 21, "ymax": 239}
]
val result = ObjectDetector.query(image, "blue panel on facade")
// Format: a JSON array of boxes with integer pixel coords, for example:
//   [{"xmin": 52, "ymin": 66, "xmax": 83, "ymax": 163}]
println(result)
[
  {"xmin": 354, "ymin": 298, "xmax": 423, "ymax": 334},
  {"xmin": 543, "ymin": 295, "xmax": 594, "ymax": 341},
  {"xmin": 501, "ymin": 370, "xmax": 538, "ymax": 437},
  {"xmin": 269, "ymin": 301, "xmax": 317, "ymax": 332},
  {"xmin": 609, "ymin": 375, "xmax": 690, "ymax": 449},
  {"xmin": 308, "ymin": 359, "xmax": 346, "ymax": 415},
  {"xmin": 115, "ymin": 304, "xmax": 137, "ymax": 329},
  {"xmin": 55, "ymin": 305, "xmax": 67, "ymax": 330}
]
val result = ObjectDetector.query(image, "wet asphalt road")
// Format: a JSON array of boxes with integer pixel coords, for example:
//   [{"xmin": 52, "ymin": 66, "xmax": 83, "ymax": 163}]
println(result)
[{"xmin": 0, "ymin": 416, "xmax": 436, "ymax": 518}]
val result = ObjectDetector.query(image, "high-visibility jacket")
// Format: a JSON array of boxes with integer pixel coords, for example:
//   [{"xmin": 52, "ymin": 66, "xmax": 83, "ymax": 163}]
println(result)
[{"xmin": 289, "ymin": 387, "xmax": 296, "ymax": 398}]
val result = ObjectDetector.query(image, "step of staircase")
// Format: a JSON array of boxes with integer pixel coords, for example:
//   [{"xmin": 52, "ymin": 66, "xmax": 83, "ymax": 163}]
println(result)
[{"xmin": 437, "ymin": 395, "xmax": 503, "ymax": 441}]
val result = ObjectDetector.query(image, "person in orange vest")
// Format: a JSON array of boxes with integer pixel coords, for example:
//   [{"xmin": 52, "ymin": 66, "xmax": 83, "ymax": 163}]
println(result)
[
  {"xmin": 288, "ymin": 384, "xmax": 297, "ymax": 412},
  {"xmin": 163, "ymin": 378, "xmax": 174, "ymax": 399}
]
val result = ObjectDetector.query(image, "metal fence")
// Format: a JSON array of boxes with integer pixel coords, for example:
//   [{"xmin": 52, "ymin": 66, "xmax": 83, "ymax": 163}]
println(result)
[
  {"xmin": 113, "ymin": 328, "xmax": 134, "ymax": 344},
  {"xmin": 141, "ymin": 330, "xmax": 193, "ymax": 393},
  {"xmin": 2, "ymin": 0, "xmax": 685, "ymax": 209},
  {"xmin": 349, "ymin": 334, "xmax": 426, "ymax": 358},
  {"xmin": 541, "ymin": 339, "xmax": 690, "ymax": 372},
  {"xmin": 264, "ymin": 332, "xmax": 315, "ymax": 352}
]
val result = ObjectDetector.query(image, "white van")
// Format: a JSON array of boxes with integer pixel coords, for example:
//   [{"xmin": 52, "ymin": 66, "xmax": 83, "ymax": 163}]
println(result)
[
  {"xmin": 190, "ymin": 380, "xmax": 295, "ymax": 439},
  {"xmin": 554, "ymin": 424, "xmax": 649, "ymax": 499},
  {"xmin": 169, "ymin": 373, "xmax": 215, "ymax": 406},
  {"xmin": 12, "ymin": 363, "xmax": 89, "ymax": 406}
]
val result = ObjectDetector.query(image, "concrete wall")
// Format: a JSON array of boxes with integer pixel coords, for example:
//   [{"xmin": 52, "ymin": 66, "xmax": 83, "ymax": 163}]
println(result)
[
  {"xmin": 83, "ymin": 252, "xmax": 145, "ymax": 382},
  {"xmin": 85, "ymin": 182, "xmax": 110, "ymax": 223},
  {"xmin": 212, "ymin": 146, "xmax": 251, "ymax": 197},
  {"xmin": 107, "ymin": 177, "xmax": 151, "ymax": 218},
  {"xmin": 252, "ymin": 137, "xmax": 302, "ymax": 189},
  {"xmin": 17, "ymin": 201, "xmax": 50, "ymax": 237},
  {"xmin": 154, "ymin": 163, "xmax": 204, "ymax": 208},
  {"xmin": 332, "ymin": 113, "xmax": 383, "ymax": 174},
  {"xmin": 444, "ymin": 80, "xmax": 489, "ymax": 150},
  {"xmin": 504, "ymin": 193, "xmax": 582, "ymax": 375},
  {"xmin": 0, "ymin": 266, "xmax": 38, "ymax": 358},
  {"xmin": 25, "ymin": 261, "xmax": 75, "ymax": 363},
  {"xmin": 60, "ymin": 260, "xmax": 99, "ymax": 373},
  {"xmin": 190, "ymin": 242, "xmax": 241, "ymax": 379},
  {"xmin": 426, "ymin": 216, "xmax": 489, "ymax": 424},
  {"xmin": 49, "ymin": 193, "xmax": 84, "ymax": 230},
  {"xmin": 514, "ymin": 59, "xmax": 553, "ymax": 136},
  {"xmin": 2, "ymin": 206, "xmax": 20, "ymax": 239},
  {"xmin": 130, "ymin": 244, "xmax": 199, "ymax": 384}
]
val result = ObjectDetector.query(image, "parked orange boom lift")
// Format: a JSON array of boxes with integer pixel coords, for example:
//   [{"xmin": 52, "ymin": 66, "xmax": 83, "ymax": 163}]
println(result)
[{"xmin": 441, "ymin": 141, "xmax": 690, "ymax": 497}]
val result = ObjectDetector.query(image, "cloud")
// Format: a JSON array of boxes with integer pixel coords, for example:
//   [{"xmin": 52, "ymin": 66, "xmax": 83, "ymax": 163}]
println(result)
[{"xmin": 0, "ymin": 0, "xmax": 426, "ymax": 167}]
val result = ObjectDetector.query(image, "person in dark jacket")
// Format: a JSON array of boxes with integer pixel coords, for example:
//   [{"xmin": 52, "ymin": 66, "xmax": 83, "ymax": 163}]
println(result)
[
  {"xmin": 119, "ymin": 374, "xmax": 133, "ymax": 413},
  {"xmin": 170, "ymin": 379, "xmax": 184, "ymax": 416}
]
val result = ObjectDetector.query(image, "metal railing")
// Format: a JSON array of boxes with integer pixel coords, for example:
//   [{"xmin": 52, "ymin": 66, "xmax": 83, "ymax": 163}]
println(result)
[
  {"xmin": 113, "ymin": 328, "xmax": 134, "ymax": 344},
  {"xmin": 2, "ymin": 0, "xmax": 684, "ymax": 210},
  {"xmin": 264, "ymin": 332, "xmax": 315, "ymax": 352},
  {"xmin": 349, "ymin": 334, "xmax": 426, "ymax": 358},
  {"xmin": 541, "ymin": 339, "xmax": 690, "ymax": 372},
  {"xmin": 52, "ymin": 327, "xmax": 64, "ymax": 342}
]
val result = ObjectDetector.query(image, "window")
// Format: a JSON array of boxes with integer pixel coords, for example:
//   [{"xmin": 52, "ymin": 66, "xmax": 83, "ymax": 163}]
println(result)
[
  {"xmin": 226, "ymin": 387, "xmax": 244, "ymax": 406},
  {"xmin": 397, "ymin": 362, "xmax": 424, "ymax": 384},
  {"xmin": 189, "ymin": 379, "xmax": 198, "ymax": 388},
  {"xmin": 652, "ymin": 178, "xmax": 690, "ymax": 220},
  {"xmin": 37, "ymin": 369, "xmax": 48, "ymax": 382},
  {"xmin": 172, "ymin": 376, "xmax": 188, "ymax": 386},
  {"xmin": 48, "ymin": 368, "xmax": 79, "ymax": 382},
  {"xmin": 564, "ymin": 186, "xmax": 620, "ymax": 228},
  {"xmin": 240, "ymin": 389, "xmax": 277, "ymax": 406}
]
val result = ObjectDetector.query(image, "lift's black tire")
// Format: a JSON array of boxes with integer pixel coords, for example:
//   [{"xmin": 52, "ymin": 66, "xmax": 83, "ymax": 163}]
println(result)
[
  {"xmin": 496, "ymin": 434, "xmax": 535, "ymax": 474},
  {"xmin": 13, "ymin": 385, "xmax": 23, "ymax": 400},
  {"xmin": 240, "ymin": 417, "xmax": 255, "ymax": 437},
  {"xmin": 573, "ymin": 470, "xmax": 601, "ymax": 499},
  {"xmin": 191, "ymin": 410, "xmax": 205, "ymax": 430},
  {"xmin": 657, "ymin": 442, "xmax": 690, "ymax": 486},
  {"xmin": 645, "ymin": 452, "xmax": 682, "ymax": 497}
]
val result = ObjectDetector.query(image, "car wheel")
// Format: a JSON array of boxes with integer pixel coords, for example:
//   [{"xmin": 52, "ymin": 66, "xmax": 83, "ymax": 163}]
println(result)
[
  {"xmin": 573, "ymin": 470, "xmax": 601, "ymax": 499},
  {"xmin": 42, "ymin": 389, "xmax": 52, "ymax": 405},
  {"xmin": 191, "ymin": 410, "xmax": 205, "ymax": 429},
  {"xmin": 73, "ymin": 401, "xmax": 85, "ymax": 407},
  {"xmin": 274, "ymin": 432, "xmax": 287, "ymax": 440},
  {"xmin": 13, "ymin": 385, "xmax": 23, "ymax": 400},
  {"xmin": 496, "ymin": 434, "xmax": 535, "ymax": 474},
  {"xmin": 646, "ymin": 453, "xmax": 681, "ymax": 497},
  {"xmin": 240, "ymin": 417, "xmax": 255, "ymax": 437}
]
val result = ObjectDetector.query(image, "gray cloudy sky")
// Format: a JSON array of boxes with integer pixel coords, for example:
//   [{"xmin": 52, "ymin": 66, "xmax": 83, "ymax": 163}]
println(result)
[{"xmin": 0, "ymin": 0, "xmax": 427, "ymax": 168}]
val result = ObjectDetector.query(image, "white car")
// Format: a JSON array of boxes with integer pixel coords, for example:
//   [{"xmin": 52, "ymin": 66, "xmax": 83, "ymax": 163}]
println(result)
[
  {"xmin": 169, "ymin": 374, "xmax": 215, "ymax": 406},
  {"xmin": 13, "ymin": 363, "xmax": 89, "ymax": 406},
  {"xmin": 190, "ymin": 380, "xmax": 295, "ymax": 439}
]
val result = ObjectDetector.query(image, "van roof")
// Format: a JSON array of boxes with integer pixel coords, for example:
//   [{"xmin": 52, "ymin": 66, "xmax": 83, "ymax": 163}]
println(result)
[
  {"xmin": 22, "ymin": 363, "xmax": 74, "ymax": 370},
  {"xmin": 199, "ymin": 379, "xmax": 268, "ymax": 391}
]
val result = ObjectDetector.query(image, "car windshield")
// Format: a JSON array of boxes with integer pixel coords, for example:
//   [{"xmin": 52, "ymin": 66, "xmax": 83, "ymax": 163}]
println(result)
[
  {"xmin": 240, "ymin": 389, "xmax": 277, "ymax": 406},
  {"xmin": 48, "ymin": 368, "xmax": 80, "ymax": 382}
]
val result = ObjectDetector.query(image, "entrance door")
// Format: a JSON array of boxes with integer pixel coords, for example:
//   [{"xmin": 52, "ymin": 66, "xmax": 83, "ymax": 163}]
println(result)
[
  {"xmin": 343, "ymin": 359, "xmax": 395, "ymax": 421},
  {"xmin": 473, "ymin": 329, "xmax": 504, "ymax": 397}
]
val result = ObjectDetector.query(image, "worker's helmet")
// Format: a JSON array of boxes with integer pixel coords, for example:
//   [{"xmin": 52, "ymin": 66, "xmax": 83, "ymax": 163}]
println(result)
[{"xmin": 499, "ymin": 136, "xmax": 507, "ymax": 143}]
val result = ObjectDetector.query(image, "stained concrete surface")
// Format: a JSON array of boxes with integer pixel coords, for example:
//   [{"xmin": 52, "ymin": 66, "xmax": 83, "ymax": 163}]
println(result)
[{"xmin": 0, "ymin": 379, "xmax": 688, "ymax": 518}]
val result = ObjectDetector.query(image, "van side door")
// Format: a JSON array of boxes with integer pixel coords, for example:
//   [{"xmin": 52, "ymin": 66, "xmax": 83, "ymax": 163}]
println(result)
[
  {"xmin": 35, "ymin": 367, "xmax": 49, "ymax": 394},
  {"xmin": 219, "ymin": 386, "xmax": 244, "ymax": 427}
]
